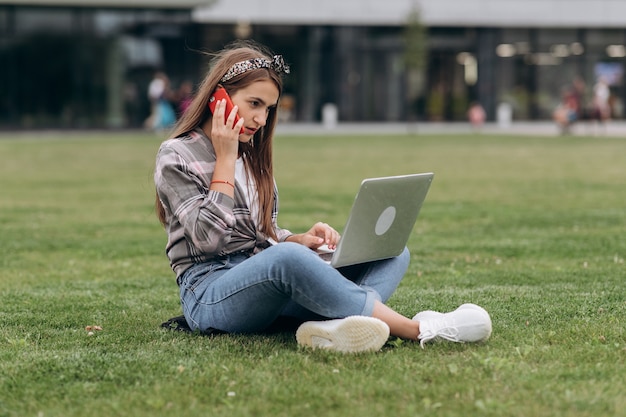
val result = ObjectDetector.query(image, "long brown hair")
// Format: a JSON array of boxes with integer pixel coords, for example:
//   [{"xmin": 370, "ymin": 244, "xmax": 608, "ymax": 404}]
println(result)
[{"xmin": 155, "ymin": 40, "xmax": 284, "ymax": 241}]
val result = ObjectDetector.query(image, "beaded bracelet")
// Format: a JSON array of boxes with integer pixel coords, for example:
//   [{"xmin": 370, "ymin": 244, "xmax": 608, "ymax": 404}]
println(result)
[{"xmin": 210, "ymin": 179, "xmax": 235, "ymax": 188}]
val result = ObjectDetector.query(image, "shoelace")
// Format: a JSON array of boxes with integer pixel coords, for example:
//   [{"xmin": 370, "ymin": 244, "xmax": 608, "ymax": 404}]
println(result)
[{"xmin": 419, "ymin": 320, "xmax": 460, "ymax": 348}]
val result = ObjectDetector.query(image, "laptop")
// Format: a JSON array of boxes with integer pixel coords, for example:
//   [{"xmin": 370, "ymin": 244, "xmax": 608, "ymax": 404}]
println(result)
[{"xmin": 318, "ymin": 172, "xmax": 434, "ymax": 268}]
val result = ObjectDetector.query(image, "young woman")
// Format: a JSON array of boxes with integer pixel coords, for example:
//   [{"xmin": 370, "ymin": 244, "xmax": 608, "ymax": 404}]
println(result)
[{"xmin": 154, "ymin": 40, "xmax": 492, "ymax": 353}]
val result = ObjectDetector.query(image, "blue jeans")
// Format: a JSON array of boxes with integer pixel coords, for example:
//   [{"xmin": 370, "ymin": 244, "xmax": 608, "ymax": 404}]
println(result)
[{"xmin": 178, "ymin": 242, "xmax": 410, "ymax": 333}]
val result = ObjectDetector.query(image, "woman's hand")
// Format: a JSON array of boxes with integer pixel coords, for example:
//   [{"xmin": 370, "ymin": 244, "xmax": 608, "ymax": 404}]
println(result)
[
  {"xmin": 208, "ymin": 98, "xmax": 244, "ymax": 197},
  {"xmin": 288, "ymin": 222, "xmax": 340, "ymax": 250},
  {"xmin": 210, "ymin": 98, "xmax": 245, "ymax": 161}
]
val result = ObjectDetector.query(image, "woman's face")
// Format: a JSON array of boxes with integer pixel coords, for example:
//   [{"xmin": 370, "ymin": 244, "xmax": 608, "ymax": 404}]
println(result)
[{"xmin": 230, "ymin": 79, "xmax": 279, "ymax": 142}]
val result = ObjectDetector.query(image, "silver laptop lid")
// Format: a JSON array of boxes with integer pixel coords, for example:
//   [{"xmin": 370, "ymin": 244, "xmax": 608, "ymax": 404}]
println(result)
[{"xmin": 330, "ymin": 173, "xmax": 434, "ymax": 268}]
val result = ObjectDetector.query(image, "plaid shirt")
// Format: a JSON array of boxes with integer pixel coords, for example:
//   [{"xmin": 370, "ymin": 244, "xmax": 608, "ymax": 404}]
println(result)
[{"xmin": 154, "ymin": 128, "xmax": 292, "ymax": 278}]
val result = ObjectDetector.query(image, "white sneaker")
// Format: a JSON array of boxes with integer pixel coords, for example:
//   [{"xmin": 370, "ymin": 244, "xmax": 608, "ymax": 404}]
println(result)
[
  {"xmin": 413, "ymin": 303, "xmax": 486, "ymax": 322},
  {"xmin": 296, "ymin": 316, "xmax": 390, "ymax": 353},
  {"xmin": 413, "ymin": 303, "xmax": 492, "ymax": 348}
]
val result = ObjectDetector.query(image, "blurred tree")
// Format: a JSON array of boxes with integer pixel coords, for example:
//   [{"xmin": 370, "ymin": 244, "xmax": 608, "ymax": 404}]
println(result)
[{"xmin": 403, "ymin": 5, "xmax": 429, "ymax": 121}]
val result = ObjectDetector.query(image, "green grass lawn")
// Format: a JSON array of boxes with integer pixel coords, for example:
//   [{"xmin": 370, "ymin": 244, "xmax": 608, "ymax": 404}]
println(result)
[{"xmin": 0, "ymin": 130, "xmax": 625, "ymax": 417}]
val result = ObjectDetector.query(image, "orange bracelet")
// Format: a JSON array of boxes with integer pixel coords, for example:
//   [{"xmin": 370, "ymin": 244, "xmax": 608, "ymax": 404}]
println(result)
[{"xmin": 210, "ymin": 179, "xmax": 235, "ymax": 188}]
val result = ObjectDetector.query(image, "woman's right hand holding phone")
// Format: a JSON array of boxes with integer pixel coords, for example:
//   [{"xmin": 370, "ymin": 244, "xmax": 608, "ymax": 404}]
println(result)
[
  {"xmin": 211, "ymin": 98, "xmax": 245, "ymax": 162},
  {"xmin": 208, "ymin": 98, "xmax": 244, "ymax": 197}
]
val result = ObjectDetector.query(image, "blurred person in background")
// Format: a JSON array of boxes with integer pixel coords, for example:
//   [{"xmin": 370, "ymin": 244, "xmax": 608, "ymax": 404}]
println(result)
[
  {"xmin": 553, "ymin": 86, "xmax": 578, "ymax": 135},
  {"xmin": 591, "ymin": 76, "xmax": 611, "ymax": 133},
  {"xmin": 571, "ymin": 76, "xmax": 587, "ymax": 120},
  {"xmin": 145, "ymin": 71, "xmax": 176, "ymax": 131},
  {"xmin": 153, "ymin": 40, "xmax": 492, "ymax": 353},
  {"xmin": 553, "ymin": 78, "xmax": 586, "ymax": 135},
  {"xmin": 175, "ymin": 80, "xmax": 194, "ymax": 118},
  {"xmin": 467, "ymin": 102, "xmax": 486, "ymax": 132}
]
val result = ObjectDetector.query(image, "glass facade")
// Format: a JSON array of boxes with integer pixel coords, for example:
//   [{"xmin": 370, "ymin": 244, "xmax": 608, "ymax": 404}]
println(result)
[
  {"xmin": 0, "ymin": 6, "xmax": 194, "ymax": 129},
  {"xmin": 0, "ymin": 5, "xmax": 624, "ymax": 128},
  {"xmin": 494, "ymin": 28, "xmax": 625, "ymax": 122}
]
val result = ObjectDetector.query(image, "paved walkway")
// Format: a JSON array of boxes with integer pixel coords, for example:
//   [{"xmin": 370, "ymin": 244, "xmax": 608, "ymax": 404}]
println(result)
[
  {"xmin": 1, "ymin": 121, "xmax": 625, "ymax": 139},
  {"xmin": 276, "ymin": 121, "xmax": 626, "ymax": 137}
]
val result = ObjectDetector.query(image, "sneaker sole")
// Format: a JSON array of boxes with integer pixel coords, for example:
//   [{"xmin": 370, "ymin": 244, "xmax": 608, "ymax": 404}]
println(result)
[{"xmin": 296, "ymin": 316, "xmax": 390, "ymax": 353}]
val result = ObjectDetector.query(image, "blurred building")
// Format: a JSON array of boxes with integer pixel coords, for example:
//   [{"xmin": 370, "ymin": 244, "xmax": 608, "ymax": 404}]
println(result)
[{"xmin": 0, "ymin": 0, "xmax": 625, "ymax": 128}]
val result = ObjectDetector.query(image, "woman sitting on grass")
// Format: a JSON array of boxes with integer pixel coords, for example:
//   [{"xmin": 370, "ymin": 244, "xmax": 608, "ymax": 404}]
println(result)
[{"xmin": 153, "ymin": 40, "xmax": 492, "ymax": 353}]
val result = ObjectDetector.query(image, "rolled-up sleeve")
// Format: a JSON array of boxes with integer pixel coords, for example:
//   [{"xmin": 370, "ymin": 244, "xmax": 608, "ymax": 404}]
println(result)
[{"xmin": 156, "ymin": 145, "xmax": 235, "ymax": 256}]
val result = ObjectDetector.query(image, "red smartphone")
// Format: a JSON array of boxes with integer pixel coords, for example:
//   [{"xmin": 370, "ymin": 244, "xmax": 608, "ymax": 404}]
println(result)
[{"xmin": 208, "ymin": 87, "xmax": 243, "ymax": 133}]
